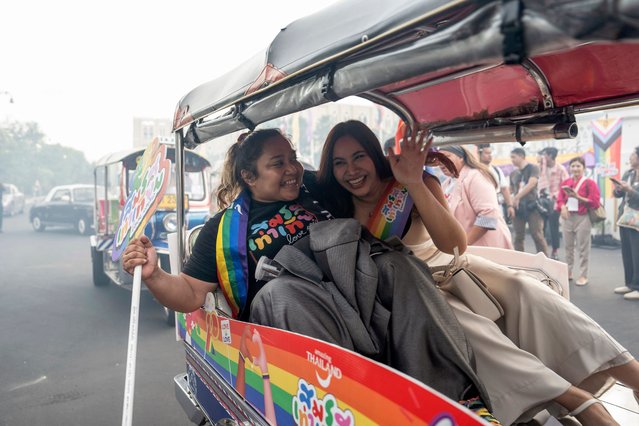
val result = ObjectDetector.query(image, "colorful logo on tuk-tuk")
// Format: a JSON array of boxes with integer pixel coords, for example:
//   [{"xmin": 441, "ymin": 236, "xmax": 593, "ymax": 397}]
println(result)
[
  {"xmin": 111, "ymin": 137, "xmax": 172, "ymax": 261},
  {"xmin": 292, "ymin": 378, "xmax": 354, "ymax": 426},
  {"xmin": 307, "ymin": 349, "xmax": 342, "ymax": 389}
]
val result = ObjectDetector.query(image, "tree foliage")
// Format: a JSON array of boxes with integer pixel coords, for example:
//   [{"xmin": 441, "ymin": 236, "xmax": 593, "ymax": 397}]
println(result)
[{"xmin": 0, "ymin": 121, "xmax": 93, "ymax": 196}]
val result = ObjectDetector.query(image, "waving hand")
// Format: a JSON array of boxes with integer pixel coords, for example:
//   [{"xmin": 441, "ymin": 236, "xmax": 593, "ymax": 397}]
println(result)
[{"xmin": 387, "ymin": 127, "xmax": 430, "ymax": 185}]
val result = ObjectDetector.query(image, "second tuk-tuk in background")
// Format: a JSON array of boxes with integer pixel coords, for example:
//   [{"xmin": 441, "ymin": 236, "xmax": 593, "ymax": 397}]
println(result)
[{"xmin": 90, "ymin": 139, "xmax": 214, "ymax": 323}]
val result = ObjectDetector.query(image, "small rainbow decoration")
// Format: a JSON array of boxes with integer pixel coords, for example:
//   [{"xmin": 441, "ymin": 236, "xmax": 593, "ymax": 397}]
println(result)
[
  {"xmin": 592, "ymin": 117, "xmax": 622, "ymax": 197},
  {"xmin": 367, "ymin": 180, "xmax": 413, "ymax": 240}
]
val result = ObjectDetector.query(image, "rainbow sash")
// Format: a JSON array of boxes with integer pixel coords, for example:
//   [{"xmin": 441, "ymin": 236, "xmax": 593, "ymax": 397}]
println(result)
[
  {"xmin": 215, "ymin": 191, "xmax": 250, "ymax": 318},
  {"xmin": 366, "ymin": 179, "xmax": 414, "ymax": 240}
]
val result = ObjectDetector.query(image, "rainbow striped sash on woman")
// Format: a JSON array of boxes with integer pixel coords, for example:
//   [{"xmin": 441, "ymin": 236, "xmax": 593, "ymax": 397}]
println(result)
[
  {"xmin": 366, "ymin": 179, "xmax": 414, "ymax": 240},
  {"xmin": 215, "ymin": 191, "xmax": 251, "ymax": 318}
]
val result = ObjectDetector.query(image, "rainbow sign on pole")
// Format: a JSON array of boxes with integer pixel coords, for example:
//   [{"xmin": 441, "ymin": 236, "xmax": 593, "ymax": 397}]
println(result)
[
  {"xmin": 592, "ymin": 117, "xmax": 622, "ymax": 197},
  {"xmin": 111, "ymin": 137, "xmax": 172, "ymax": 261},
  {"xmin": 110, "ymin": 137, "xmax": 172, "ymax": 426}
]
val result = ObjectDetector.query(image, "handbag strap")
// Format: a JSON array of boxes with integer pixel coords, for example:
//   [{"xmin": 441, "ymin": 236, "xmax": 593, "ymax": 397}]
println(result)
[
  {"xmin": 430, "ymin": 246, "xmax": 461, "ymax": 281},
  {"xmin": 573, "ymin": 176, "xmax": 587, "ymax": 193}
]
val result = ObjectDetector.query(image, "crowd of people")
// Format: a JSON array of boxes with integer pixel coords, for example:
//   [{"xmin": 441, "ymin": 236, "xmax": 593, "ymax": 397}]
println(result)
[
  {"xmin": 454, "ymin": 142, "xmax": 638, "ymax": 297},
  {"xmin": 122, "ymin": 121, "xmax": 639, "ymax": 425}
]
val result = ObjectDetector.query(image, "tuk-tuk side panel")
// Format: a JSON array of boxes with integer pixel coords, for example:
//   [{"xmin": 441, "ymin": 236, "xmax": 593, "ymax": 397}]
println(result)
[
  {"xmin": 177, "ymin": 311, "xmax": 486, "ymax": 426},
  {"xmin": 177, "ymin": 313, "xmax": 381, "ymax": 425},
  {"xmin": 184, "ymin": 344, "xmax": 270, "ymax": 426}
]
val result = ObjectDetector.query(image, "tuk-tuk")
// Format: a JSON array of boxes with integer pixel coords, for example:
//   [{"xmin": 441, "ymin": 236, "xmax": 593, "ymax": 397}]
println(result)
[
  {"xmin": 166, "ymin": 0, "xmax": 639, "ymax": 424},
  {"xmin": 90, "ymin": 141, "xmax": 213, "ymax": 323}
]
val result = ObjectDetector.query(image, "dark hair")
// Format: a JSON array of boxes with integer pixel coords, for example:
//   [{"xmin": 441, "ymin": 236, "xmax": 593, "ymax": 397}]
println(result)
[
  {"xmin": 634, "ymin": 146, "xmax": 639, "ymax": 158},
  {"xmin": 216, "ymin": 128, "xmax": 289, "ymax": 209},
  {"xmin": 511, "ymin": 147, "xmax": 526, "ymax": 158},
  {"xmin": 541, "ymin": 147, "xmax": 558, "ymax": 160},
  {"xmin": 569, "ymin": 156, "xmax": 586, "ymax": 167},
  {"xmin": 317, "ymin": 120, "xmax": 392, "ymax": 217},
  {"xmin": 477, "ymin": 143, "xmax": 491, "ymax": 152}
]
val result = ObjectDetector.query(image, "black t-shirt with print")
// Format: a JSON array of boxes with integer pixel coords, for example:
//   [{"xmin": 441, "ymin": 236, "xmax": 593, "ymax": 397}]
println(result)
[{"xmin": 183, "ymin": 171, "xmax": 332, "ymax": 320}]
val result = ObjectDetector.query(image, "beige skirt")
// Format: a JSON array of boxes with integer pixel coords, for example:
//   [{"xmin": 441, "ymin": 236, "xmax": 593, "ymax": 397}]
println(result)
[{"xmin": 413, "ymin": 244, "xmax": 632, "ymax": 425}]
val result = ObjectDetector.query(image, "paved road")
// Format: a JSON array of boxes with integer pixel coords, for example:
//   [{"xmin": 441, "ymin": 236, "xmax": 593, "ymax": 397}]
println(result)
[
  {"xmin": 515, "ymin": 231, "xmax": 639, "ymax": 356},
  {"xmin": 1, "ymin": 211, "xmax": 637, "ymax": 425},
  {"xmin": 0, "ymin": 213, "xmax": 191, "ymax": 426}
]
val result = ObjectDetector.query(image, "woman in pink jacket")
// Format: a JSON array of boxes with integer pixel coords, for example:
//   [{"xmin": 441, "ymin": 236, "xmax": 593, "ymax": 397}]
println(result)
[{"xmin": 439, "ymin": 146, "xmax": 513, "ymax": 249}]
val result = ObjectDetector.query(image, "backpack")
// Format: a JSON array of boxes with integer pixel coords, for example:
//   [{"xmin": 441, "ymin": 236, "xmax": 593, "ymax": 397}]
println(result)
[{"xmin": 250, "ymin": 218, "xmax": 490, "ymax": 406}]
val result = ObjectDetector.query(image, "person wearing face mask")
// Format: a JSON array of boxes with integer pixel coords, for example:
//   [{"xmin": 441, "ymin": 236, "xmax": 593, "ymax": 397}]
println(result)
[
  {"xmin": 477, "ymin": 144, "xmax": 514, "ymax": 224},
  {"xmin": 556, "ymin": 156, "xmax": 601, "ymax": 286},
  {"xmin": 438, "ymin": 145, "xmax": 513, "ymax": 249}
]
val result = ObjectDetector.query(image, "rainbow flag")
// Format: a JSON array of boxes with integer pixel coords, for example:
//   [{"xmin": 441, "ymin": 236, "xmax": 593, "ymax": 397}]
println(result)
[
  {"xmin": 592, "ymin": 117, "xmax": 622, "ymax": 197},
  {"xmin": 367, "ymin": 179, "xmax": 413, "ymax": 240},
  {"xmin": 215, "ymin": 191, "xmax": 250, "ymax": 318}
]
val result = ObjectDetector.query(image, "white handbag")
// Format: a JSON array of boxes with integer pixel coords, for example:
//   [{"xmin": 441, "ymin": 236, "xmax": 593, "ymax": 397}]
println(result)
[{"xmin": 430, "ymin": 247, "xmax": 504, "ymax": 321}]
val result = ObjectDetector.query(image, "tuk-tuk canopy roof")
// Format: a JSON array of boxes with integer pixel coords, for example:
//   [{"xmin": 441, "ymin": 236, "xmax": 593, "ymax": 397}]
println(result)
[
  {"xmin": 174, "ymin": 0, "xmax": 639, "ymax": 147},
  {"xmin": 94, "ymin": 144, "xmax": 211, "ymax": 171}
]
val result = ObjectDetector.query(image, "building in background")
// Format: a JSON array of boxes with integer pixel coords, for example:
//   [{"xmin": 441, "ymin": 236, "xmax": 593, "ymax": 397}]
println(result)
[{"xmin": 132, "ymin": 118, "xmax": 173, "ymax": 148}]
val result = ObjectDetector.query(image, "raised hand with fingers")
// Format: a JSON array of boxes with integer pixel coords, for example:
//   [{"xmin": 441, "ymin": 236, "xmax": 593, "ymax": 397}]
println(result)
[{"xmin": 387, "ymin": 126, "xmax": 429, "ymax": 185}]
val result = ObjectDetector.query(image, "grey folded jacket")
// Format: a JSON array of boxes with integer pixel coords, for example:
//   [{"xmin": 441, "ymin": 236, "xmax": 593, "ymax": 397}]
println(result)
[{"xmin": 250, "ymin": 218, "xmax": 490, "ymax": 407}]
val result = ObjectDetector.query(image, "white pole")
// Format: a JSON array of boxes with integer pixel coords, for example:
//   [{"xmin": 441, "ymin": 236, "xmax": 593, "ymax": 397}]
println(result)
[{"xmin": 121, "ymin": 264, "xmax": 142, "ymax": 426}]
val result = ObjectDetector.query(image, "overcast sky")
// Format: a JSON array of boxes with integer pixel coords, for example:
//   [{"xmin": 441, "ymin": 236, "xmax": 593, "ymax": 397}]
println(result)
[{"xmin": 0, "ymin": 0, "xmax": 338, "ymax": 161}]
